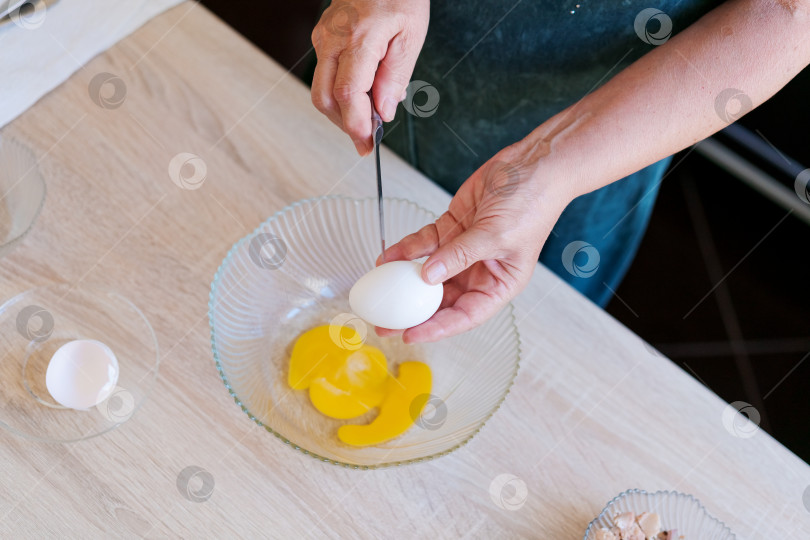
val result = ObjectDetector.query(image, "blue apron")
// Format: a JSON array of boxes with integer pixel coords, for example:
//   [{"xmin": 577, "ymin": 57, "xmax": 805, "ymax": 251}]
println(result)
[{"xmin": 318, "ymin": 0, "xmax": 722, "ymax": 306}]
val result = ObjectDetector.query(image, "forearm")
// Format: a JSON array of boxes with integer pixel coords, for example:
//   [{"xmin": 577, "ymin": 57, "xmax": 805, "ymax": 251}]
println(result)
[{"xmin": 525, "ymin": 0, "xmax": 810, "ymax": 200}]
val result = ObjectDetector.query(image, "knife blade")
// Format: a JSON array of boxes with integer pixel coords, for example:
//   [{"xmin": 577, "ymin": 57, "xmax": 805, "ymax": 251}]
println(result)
[{"xmin": 371, "ymin": 101, "xmax": 385, "ymax": 263}]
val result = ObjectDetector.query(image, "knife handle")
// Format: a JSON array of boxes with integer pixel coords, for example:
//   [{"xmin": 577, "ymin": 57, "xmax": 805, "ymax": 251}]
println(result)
[{"xmin": 369, "ymin": 93, "xmax": 384, "ymax": 144}]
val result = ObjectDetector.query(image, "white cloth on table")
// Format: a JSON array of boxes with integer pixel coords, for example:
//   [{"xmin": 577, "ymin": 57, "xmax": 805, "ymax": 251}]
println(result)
[{"xmin": 0, "ymin": 0, "xmax": 185, "ymax": 128}]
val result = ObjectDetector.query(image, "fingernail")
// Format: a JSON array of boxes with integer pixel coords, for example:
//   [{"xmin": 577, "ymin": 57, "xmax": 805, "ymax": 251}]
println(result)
[
  {"xmin": 425, "ymin": 262, "xmax": 446, "ymax": 284},
  {"xmin": 353, "ymin": 139, "xmax": 366, "ymax": 155},
  {"xmin": 381, "ymin": 97, "xmax": 397, "ymax": 121}
]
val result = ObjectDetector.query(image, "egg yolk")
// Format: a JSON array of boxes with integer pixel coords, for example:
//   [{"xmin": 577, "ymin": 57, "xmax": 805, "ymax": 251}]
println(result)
[
  {"xmin": 338, "ymin": 361, "xmax": 432, "ymax": 447},
  {"xmin": 288, "ymin": 325, "xmax": 358, "ymax": 389},
  {"xmin": 309, "ymin": 347, "xmax": 389, "ymax": 419},
  {"xmin": 288, "ymin": 324, "xmax": 433, "ymax": 446}
]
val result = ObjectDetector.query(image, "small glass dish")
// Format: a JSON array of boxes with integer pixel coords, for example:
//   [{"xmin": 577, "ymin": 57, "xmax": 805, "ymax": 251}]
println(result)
[
  {"xmin": 209, "ymin": 196, "xmax": 521, "ymax": 469},
  {"xmin": 0, "ymin": 284, "xmax": 159, "ymax": 442},
  {"xmin": 584, "ymin": 489, "xmax": 736, "ymax": 539},
  {"xmin": 0, "ymin": 136, "xmax": 46, "ymax": 258}
]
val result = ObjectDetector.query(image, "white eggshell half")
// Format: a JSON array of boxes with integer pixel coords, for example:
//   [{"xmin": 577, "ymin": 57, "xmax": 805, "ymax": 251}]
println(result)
[
  {"xmin": 45, "ymin": 339, "xmax": 120, "ymax": 410},
  {"xmin": 349, "ymin": 260, "xmax": 443, "ymax": 330}
]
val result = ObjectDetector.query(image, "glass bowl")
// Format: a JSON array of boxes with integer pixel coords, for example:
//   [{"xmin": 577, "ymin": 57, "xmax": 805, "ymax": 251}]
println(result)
[
  {"xmin": 209, "ymin": 196, "xmax": 521, "ymax": 468},
  {"xmin": 0, "ymin": 284, "xmax": 160, "ymax": 442},
  {"xmin": 584, "ymin": 489, "xmax": 736, "ymax": 539},
  {"xmin": 0, "ymin": 136, "xmax": 46, "ymax": 258}
]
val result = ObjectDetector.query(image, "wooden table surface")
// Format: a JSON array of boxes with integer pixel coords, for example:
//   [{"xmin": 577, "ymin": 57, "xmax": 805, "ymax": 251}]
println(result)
[{"xmin": 1, "ymin": 3, "xmax": 808, "ymax": 538}]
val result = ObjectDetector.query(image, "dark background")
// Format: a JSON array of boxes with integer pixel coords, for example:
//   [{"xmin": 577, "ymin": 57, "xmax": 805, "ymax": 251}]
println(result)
[{"xmin": 199, "ymin": 0, "xmax": 810, "ymax": 463}]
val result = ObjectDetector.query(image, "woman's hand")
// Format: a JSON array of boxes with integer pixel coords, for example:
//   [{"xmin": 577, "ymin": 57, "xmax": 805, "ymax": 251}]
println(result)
[
  {"xmin": 376, "ymin": 141, "xmax": 572, "ymax": 343},
  {"xmin": 311, "ymin": 0, "xmax": 430, "ymax": 155}
]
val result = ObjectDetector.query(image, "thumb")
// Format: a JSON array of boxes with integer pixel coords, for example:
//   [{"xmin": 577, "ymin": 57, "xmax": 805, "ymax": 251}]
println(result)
[
  {"xmin": 421, "ymin": 227, "xmax": 494, "ymax": 285},
  {"xmin": 372, "ymin": 33, "xmax": 421, "ymax": 121}
]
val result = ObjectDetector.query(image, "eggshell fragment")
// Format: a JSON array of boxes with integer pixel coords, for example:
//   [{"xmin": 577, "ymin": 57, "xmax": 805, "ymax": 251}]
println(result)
[{"xmin": 45, "ymin": 339, "xmax": 119, "ymax": 410}]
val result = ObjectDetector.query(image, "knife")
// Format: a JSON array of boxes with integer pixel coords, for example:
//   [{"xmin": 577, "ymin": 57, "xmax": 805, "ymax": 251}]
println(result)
[{"xmin": 371, "ymin": 99, "xmax": 385, "ymax": 264}]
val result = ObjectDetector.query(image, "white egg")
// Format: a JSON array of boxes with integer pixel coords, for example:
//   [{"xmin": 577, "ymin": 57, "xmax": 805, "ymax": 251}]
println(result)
[
  {"xmin": 349, "ymin": 260, "xmax": 443, "ymax": 330},
  {"xmin": 45, "ymin": 339, "xmax": 119, "ymax": 410}
]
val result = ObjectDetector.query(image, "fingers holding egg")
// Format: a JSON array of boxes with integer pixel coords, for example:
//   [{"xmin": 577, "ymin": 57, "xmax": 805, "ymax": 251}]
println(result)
[
  {"xmin": 403, "ymin": 288, "xmax": 505, "ymax": 343},
  {"xmin": 376, "ymin": 223, "xmax": 440, "ymax": 267},
  {"xmin": 374, "ymin": 281, "xmax": 462, "ymax": 339},
  {"xmin": 374, "ymin": 326, "xmax": 404, "ymax": 338},
  {"xmin": 400, "ymin": 306, "xmax": 475, "ymax": 343}
]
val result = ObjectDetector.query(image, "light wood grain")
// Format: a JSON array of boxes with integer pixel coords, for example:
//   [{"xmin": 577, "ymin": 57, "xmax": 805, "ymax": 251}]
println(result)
[{"xmin": 0, "ymin": 3, "xmax": 808, "ymax": 538}]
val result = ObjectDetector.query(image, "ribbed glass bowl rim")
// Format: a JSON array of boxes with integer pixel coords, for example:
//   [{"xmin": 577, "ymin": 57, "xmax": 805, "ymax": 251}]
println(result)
[
  {"xmin": 0, "ymin": 137, "xmax": 47, "ymax": 254},
  {"xmin": 583, "ymin": 488, "xmax": 736, "ymax": 539},
  {"xmin": 208, "ymin": 195, "xmax": 522, "ymax": 469}
]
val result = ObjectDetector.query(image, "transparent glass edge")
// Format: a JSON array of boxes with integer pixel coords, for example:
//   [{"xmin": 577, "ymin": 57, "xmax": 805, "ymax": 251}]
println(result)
[
  {"xmin": 582, "ymin": 488, "xmax": 737, "ymax": 540},
  {"xmin": 208, "ymin": 195, "xmax": 523, "ymax": 469}
]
